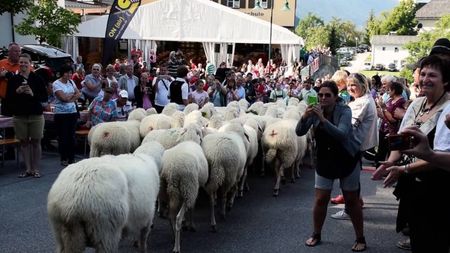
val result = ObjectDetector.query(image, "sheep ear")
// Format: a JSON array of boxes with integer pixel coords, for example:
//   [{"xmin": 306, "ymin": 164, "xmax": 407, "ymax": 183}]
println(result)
[{"xmin": 244, "ymin": 132, "xmax": 250, "ymax": 142}]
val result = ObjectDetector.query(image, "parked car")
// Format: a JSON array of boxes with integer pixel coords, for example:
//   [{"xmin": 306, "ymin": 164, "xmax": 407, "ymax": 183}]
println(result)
[
  {"xmin": 339, "ymin": 59, "xmax": 350, "ymax": 67},
  {"xmin": 363, "ymin": 62, "xmax": 372, "ymax": 71},
  {"xmin": 387, "ymin": 63, "xmax": 397, "ymax": 72},
  {"xmin": 357, "ymin": 44, "xmax": 371, "ymax": 52},
  {"xmin": 21, "ymin": 44, "xmax": 73, "ymax": 81},
  {"xmin": 374, "ymin": 64, "xmax": 385, "ymax": 71}
]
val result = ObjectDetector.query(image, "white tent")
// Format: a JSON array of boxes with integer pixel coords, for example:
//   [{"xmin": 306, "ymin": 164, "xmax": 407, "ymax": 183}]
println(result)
[{"xmin": 70, "ymin": 0, "xmax": 304, "ymax": 66}]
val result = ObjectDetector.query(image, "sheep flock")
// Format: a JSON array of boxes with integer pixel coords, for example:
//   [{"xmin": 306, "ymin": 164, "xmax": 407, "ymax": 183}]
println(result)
[{"xmin": 47, "ymin": 98, "xmax": 310, "ymax": 253}]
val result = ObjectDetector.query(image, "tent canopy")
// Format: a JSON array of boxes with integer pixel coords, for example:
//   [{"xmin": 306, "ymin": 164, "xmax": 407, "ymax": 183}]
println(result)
[{"xmin": 74, "ymin": 0, "xmax": 304, "ymax": 45}]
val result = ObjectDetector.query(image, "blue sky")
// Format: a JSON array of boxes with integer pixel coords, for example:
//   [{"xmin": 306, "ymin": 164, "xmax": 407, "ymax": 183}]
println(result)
[{"xmin": 295, "ymin": 0, "xmax": 399, "ymax": 29}]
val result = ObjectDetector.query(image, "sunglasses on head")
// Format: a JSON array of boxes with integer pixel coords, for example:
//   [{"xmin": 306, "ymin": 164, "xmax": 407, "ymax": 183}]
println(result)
[{"xmin": 318, "ymin": 93, "xmax": 332, "ymax": 98}]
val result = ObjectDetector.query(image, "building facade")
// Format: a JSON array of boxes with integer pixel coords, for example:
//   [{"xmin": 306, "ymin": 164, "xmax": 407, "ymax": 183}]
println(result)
[{"xmin": 370, "ymin": 35, "xmax": 419, "ymax": 70}]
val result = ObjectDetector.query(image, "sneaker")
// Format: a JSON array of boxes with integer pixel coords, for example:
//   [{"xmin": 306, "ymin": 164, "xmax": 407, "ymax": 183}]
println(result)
[
  {"xmin": 331, "ymin": 194, "xmax": 345, "ymax": 204},
  {"xmin": 61, "ymin": 160, "xmax": 69, "ymax": 167},
  {"xmin": 331, "ymin": 210, "xmax": 351, "ymax": 220}
]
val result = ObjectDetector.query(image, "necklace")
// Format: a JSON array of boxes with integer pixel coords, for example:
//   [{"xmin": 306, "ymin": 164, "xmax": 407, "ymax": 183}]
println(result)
[{"xmin": 418, "ymin": 92, "xmax": 446, "ymax": 117}]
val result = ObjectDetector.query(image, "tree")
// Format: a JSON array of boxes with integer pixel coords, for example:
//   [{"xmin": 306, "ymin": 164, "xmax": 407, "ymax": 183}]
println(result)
[
  {"xmin": 0, "ymin": 0, "xmax": 33, "ymax": 42},
  {"xmin": 15, "ymin": 0, "xmax": 80, "ymax": 47},
  {"xmin": 328, "ymin": 25, "xmax": 339, "ymax": 55},
  {"xmin": 304, "ymin": 26, "xmax": 330, "ymax": 50},
  {"xmin": 364, "ymin": 9, "xmax": 379, "ymax": 45},
  {"xmin": 380, "ymin": 0, "xmax": 418, "ymax": 35},
  {"xmin": 295, "ymin": 12, "xmax": 325, "ymax": 40}
]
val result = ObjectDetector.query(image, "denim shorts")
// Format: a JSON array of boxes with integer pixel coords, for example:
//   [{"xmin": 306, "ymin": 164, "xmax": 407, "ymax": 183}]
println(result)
[{"xmin": 315, "ymin": 160, "xmax": 361, "ymax": 192}]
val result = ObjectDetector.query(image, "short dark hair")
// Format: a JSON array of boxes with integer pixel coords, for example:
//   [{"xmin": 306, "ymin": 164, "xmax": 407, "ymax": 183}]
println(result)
[
  {"xmin": 420, "ymin": 55, "xmax": 450, "ymax": 89},
  {"xmin": 176, "ymin": 65, "xmax": 189, "ymax": 78},
  {"xmin": 390, "ymin": 82, "xmax": 404, "ymax": 95},
  {"xmin": 59, "ymin": 64, "xmax": 73, "ymax": 76},
  {"xmin": 19, "ymin": 53, "xmax": 31, "ymax": 60},
  {"xmin": 319, "ymin": 80, "xmax": 339, "ymax": 96}
]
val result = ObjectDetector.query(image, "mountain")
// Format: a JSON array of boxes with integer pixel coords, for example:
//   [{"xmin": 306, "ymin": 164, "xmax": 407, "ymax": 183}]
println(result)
[{"xmin": 295, "ymin": 0, "xmax": 400, "ymax": 29}]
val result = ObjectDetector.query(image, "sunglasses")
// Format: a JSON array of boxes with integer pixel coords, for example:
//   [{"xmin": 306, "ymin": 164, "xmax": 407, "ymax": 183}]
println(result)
[{"xmin": 318, "ymin": 93, "xmax": 332, "ymax": 98}]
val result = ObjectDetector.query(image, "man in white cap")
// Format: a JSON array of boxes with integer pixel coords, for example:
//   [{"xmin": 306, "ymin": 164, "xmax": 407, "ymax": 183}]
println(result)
[{"xmin": 115, "ymin": 90, "xmax": 133, "ymax": 121}]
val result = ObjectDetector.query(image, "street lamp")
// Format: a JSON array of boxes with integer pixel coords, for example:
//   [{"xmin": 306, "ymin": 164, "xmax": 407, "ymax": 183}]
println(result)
[{"xmin": 254, "ymin": 0, "xmax": 291, "ymax": 62}]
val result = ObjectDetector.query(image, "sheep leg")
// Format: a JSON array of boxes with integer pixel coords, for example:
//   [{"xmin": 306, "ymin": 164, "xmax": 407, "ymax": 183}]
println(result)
[
  {"xmin": 209, "ymin": 192, "xmax": 217, "ymax": 232},
  {"xmin": 238, "ymin": 167, "xmax": 248, "ymax": 198},
  {"xmin": 139, "ymin": 224, "xmax": 151, "ymax": 253},
  {"xmin": 185, "ymin": 208, "xmax": 196, "ymax": 232},
  {"xmin": 260, "ymin": 144, "xmax": 266, "ymax": 177},
  {"xmin": 172, "ymin": 202, "xmax": 186, "ymax": 253},
  {"xmin": 57, "ymin": 222, "xmax": 86, "ymax": 253},
  {"xmin": 95, "ymin": 230, "xmax": 121, "ymax": 253},
  {"xmin": 273, "ymin": 160, "xmax": 282, "ymax": 197},
  {"xmin": 227, "ymin": 184, "xmax": 238, "ymax": 212},
  {"xmin": 219, "ymin": 189, "xmax": 227, "ymax": 221}
]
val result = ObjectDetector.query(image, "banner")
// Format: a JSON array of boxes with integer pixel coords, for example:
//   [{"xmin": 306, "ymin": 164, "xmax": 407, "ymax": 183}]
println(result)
[{"xmin": 102, "ymin": 0, "xmax": 141, "ymax": 66}]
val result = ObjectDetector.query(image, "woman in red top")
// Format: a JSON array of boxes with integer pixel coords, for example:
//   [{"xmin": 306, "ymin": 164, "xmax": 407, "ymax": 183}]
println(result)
[{"xmin": 71, "ymin": 67, "xmax": 84, "ymax": 90}]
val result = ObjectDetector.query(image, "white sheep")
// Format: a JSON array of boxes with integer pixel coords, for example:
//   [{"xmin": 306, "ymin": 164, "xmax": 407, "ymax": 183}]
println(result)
[
  {"xmin": 199, "ymin": 102, "xmax": 217, "ymax": 119},
  {"xmin": 262, "ymin": 119, "xmax": 300, "ymax": 196},
  {"xmin": 47, "ymin": 151, "xmax": 160, "ymax": 253},
  {"xmin": 201, "ymin": 131, "xmax": 247, "ymax": 231},
  {"xmin": 146, "ymin": 107, "xmax": 158, "ymax": 115},
  {"xmin": 141, "ymin": 124, "xmax": 203, "ymax": 150},
  {"xmin": 183, "ymin": 103, "xmax": 199, "ymax": 115},
  {"xmin": 89, "ymin": 122, "xmax": 132, "ymax": 157},
  {"xmin": 159, "ymin": 141, "xmax": 208, "ymax": 253},
  {"xmin": 128, "ymin": 108, "xmax": 147, "ymax": 121},
  {"xmin": 139, "ymin": 114, "xmax": 173, "ymax": 138},
  {"xmin": 161, "ymin": 103, "xmax": 178, "ymax": 116}
]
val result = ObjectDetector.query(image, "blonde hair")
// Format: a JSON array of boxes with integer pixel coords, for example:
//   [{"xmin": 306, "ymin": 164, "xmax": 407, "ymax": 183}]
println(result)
[
  {"xmin": 331, "ymin": 70, "xmax": 348, "ymax": 85},
  {"xmin": 347, "ymin": 73, "xmax": 368, "ymax": 95}
]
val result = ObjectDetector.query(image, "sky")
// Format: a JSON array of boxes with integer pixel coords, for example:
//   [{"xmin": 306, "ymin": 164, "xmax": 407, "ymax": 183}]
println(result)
[{"xmin": 295, "ymin": 0, "xmax": 400, "ymax": 29}]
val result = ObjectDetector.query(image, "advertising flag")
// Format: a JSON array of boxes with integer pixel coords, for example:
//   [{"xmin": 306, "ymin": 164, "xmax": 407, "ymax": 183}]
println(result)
[{"xmin": 102, "ymin": 0, "xmax": 141, "ymax": 66}]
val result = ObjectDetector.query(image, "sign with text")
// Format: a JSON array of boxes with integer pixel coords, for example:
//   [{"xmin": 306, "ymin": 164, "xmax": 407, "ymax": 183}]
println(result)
[{"xmin": 102, "ymin": 0, "xmax": 141, "ymax": 66}]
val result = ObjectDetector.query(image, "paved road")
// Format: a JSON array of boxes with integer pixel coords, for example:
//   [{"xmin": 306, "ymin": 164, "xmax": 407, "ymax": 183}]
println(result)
[
  {"xmin": 0, "ymin": 152, "xmax": 407, "ymax": 253},
  {"xmin": 344, "ymin": 52, "xmax": 370, "ymax": 73}
]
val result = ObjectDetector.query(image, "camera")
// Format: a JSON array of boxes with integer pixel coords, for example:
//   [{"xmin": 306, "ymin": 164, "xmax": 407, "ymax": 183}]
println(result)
[{"xmin": 388, "ymin": 133, "xmax": 415, "ymax": 151}]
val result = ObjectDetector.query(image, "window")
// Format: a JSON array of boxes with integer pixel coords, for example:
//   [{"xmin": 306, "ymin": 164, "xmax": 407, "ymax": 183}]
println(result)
[
  {"xmin": 382, "ymin": 47, "xmax": 386, "ymax": 51},
  {"xmin": 394, "ymin": 47, "xmax": 399, "ymax": 52},
  {"xmin": 227, "ymin": 0, "xmax": 240, "ymax": 8},
  {"xmin": 261, "ymin": 0, "xmax": 269, "ymax": 8}
]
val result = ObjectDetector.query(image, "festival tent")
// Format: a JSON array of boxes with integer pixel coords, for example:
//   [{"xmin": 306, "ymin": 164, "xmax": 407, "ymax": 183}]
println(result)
[{"xmin": 68, "ymin": 0, "xmax": 304, "ymax": 66}]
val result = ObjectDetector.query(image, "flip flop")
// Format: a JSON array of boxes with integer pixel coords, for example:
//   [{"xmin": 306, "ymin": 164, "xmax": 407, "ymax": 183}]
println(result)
[
  {"xmin": 33, "ymin": 172, "xmax": 41, "ymax": 178},
  {"xmin": 352, "ymin": 237, "xmax": 367, "ymax": 252},
  {"xmin": 305, "ymin": 233, "xmax": 321, "ymax": 247}
]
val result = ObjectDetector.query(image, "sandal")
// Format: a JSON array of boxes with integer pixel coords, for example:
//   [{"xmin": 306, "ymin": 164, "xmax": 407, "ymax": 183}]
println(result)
[
  {"xmin": 18, "ymin": 171, "xmax": 33, "ymax": 178},
  {"xmin": 33, "ymin": 172, "xmax": 41, "ymax": 178},
  {"xmin": 352, "ymin": 236, "xmax": 367, "ymax": 252},
  {"xmin": 305, "ymin": 233, "xmax": 321, "ymax": 247}
]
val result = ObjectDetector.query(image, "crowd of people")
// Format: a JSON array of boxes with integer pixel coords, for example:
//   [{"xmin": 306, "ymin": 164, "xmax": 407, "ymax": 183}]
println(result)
[{"xmin": 1, "ymin": 36, "xmax": 449, "ymax": 253}]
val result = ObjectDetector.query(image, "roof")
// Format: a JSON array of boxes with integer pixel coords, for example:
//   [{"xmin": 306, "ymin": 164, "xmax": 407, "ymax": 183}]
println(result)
[
  {"xmin": 22, "ymin": 44, "xmax": 72, "ymax": 58},
  {"xmin": 74, "ymin": 0, "xmax": 303, "ymax": 45},
  {"xmin": 371, "ymin": 35, "xmax": 419, "ymax": 46},
  {"xmin": 415, "ymin": 0, "xmax": 450, "ymax": 20}
]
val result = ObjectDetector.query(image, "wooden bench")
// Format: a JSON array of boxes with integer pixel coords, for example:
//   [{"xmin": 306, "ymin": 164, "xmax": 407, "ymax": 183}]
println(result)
[
  {"xmin": 75, "ymin": 129, "xmax": 90, "ymax": 157},
  {"xmin": 0, "ymin": 138, "xmax": 20, "ymax": 168}
]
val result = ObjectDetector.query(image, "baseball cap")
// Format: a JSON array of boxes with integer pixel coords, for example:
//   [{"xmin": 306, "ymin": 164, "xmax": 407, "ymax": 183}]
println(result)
[{"xmin": 119, "ymin": 90, "xmax": 128, "ymax": 99}]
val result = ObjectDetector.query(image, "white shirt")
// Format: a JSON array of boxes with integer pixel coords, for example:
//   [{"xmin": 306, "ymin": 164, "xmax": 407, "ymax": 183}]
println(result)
[
  {"xmin": 154, "ymin": 78, "xmax": 171, "ymax": 107},
  {"xmin": 168, "ymin": 77, "xmax": 189, "ymax": 111},
  {"xmin": 434, "ymin": 103, "xmax": 450, "ymax": 151},
  {"xmin": 349, "ymin": 94, "xmax": 378, "ymax": 151}
]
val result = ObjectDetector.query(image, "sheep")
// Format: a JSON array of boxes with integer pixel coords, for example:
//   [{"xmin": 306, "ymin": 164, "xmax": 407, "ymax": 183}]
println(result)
[
  {"xmin": 141, "ymin": 124, "xmax": 202, "ymax": 150},
  {"xmin": 128, "ymin": 108, "xmax": 147, "ymax": 121},
  {"xmin": 170, "ymin": 110, "xmax": 185, "ymax": 128},
  {"xmin": 201, "ymin": 132, "xmax": 247, "ymax": 232},
  {"xmin": 183, "ymin": 110, "xmax": 208, "ymax": 128},
  {"xmin": 139, "ymin": 114, "xmax": 173, "ymax": 138},
  {"xmin": 162, "ymin": 103, "xmax": 178, "ymax": 116},
  {"xmin": 134, "ymin": 141, "xmax": 165, "ymax": 173},
  {"xmin": 47, "ymin": 151, "xmax": 160, "ymax": 253},
  {"xmin": 183, "ymin": 103, "xmax": 199, "ymax": 115},
  {"xmin": 199, "ymin": 102, "xmax": 217, "ymax": 119},
  {"xmin": 89, "ymin": 122, "xmax": 132, "ymax": 157},
  {"xmin": 146, "ymin": 107, "xmax": 157, "ymax": 115},
  {"xmin": 159, "ymin": 141, "xmax": 208, "ymax": 253},
  {"xmin": 89, "ymin": 119, "xmax": 141, "ymax": 157},
  {"xmin": 247, "ymin": 101, "xmax": 265, "ymax": 115},
  {"xmin": 262, "ymin": 119, "xmax": 300, "ymax": 196}
]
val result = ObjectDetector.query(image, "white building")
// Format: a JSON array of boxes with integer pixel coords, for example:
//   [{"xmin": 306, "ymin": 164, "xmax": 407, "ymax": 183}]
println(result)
[
  {"xmin": 370, "ymin": 35, "xmax": 419, "ymax": 70},
  {"xmin": 415, "ymin": 0, "xmax": 450, "ymax": 32}
]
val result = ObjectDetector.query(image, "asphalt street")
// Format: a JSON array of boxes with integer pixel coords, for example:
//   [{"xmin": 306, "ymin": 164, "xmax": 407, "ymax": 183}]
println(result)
[{"xmin": 0, "ymin": 151, "xmax": 407, "ymax": 253}]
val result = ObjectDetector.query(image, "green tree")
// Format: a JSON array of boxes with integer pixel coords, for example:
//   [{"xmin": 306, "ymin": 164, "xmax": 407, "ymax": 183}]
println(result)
[
  {"xmin": 304, "ymin": 26, "xmax": 330, "ymax": 50},
  {"xmin": 0, "ymin": 0, "xmax": 33, "ymax": 42},
  {"xmin": 328, "ymin": 25, "xmax": 339, "ymax": 55},
  {"xmin": 379, "ymin": 0, "xmax": 418, "ymax": 35},
  {"xmin": 295, "ymin": 12, "xmax": 325, "ymax": 40},
  {"xmin": 404, "ymin": 14, "xmax": 450, "ymax": 64},
  {"xmin": 364, "ymin": 9, "xmax": 379, "ymax": 45},
  {"xmin": 15, "ymin": 0, "xmax": 80, "ymax": 47}
]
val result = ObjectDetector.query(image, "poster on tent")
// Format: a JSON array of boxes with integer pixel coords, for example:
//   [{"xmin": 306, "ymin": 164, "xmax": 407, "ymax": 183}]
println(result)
[{"xmin": 102, "ymin": 0, "xmax": 141, "ymax": 66}]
